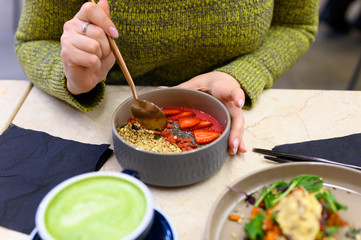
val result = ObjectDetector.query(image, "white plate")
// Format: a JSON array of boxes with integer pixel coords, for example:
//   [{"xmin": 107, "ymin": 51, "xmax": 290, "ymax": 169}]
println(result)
[{"xmin": 204, "ymin": 162, "xmax": 361, "ymax": 240}]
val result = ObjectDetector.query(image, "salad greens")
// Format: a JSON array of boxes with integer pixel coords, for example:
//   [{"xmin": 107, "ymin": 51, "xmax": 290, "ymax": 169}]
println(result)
[
  {"xmin": 255, "ymin": 174, "xmax": 324, "ymax": 208},
  {"xmin": 244, "ymin": 212, "xmax": 265, "ymax": 240},
  {"xmin": 231, "ymin": 174, "xmax": 349, "ymax": 240}
]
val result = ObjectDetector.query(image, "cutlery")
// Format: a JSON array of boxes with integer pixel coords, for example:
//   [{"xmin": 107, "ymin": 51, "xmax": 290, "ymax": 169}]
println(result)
[{"xmin": 253, "ymin": 148, "xmax": 361, "ymax": 171}]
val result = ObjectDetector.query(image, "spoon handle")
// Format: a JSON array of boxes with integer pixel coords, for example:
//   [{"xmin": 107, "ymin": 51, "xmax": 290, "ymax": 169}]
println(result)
[
  {"xmin": 88, "ymin": 0, "xmax": 138, "ymax": 100},
  {"xmin": 107, "ymin": 38, "xmax": 138, "ymax": 100}
]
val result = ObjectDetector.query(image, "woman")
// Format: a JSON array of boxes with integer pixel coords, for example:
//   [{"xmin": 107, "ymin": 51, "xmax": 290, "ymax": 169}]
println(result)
[{"xmin": 15, "ymin": 0, "xmax": 318, "ymax": 155}]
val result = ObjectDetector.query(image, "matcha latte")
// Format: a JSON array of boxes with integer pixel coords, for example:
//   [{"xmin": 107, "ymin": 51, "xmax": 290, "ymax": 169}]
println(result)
[{"xmin": 36, "ymin": 172, "xmax": 154, "ymax": 240}]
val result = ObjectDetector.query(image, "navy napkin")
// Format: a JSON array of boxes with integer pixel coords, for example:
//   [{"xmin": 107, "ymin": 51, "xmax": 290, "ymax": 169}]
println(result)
[
  {"xmin": 0, "ymin": 124, "xmax": 113, "ymax": 234},
  {"xmin": 273, "ymin": 133, "xmax": 361, "ymax": 167}
]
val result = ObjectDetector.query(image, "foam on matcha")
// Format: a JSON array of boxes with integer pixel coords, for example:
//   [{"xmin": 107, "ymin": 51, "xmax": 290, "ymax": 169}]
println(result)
[{"xmin": 45, "ymin": 176, "xmax": 147, "ymax": 240}]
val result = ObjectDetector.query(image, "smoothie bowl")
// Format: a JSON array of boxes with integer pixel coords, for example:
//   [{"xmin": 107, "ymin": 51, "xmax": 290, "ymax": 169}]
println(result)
[{"xmin": 111, "ymin": 88, "xmax": 231, "ymax": 187}]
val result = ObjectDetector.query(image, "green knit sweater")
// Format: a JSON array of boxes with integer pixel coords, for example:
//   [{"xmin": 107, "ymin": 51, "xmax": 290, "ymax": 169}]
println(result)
[{"xmin": 15, "ymin": 0, "xmax": 318, "ymax": 111}]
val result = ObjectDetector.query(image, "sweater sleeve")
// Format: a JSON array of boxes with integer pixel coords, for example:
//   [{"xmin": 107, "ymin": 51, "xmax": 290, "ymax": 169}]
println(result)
[
  {"xmin": 215, "ymin": 0, "xmax": 318, "ymax": 109},
  {"xmin": 14, "ymin": 0, "xmax": 105, "ymax": 111}
]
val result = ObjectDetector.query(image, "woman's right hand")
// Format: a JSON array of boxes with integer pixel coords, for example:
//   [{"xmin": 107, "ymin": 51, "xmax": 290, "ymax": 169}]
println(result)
[{"xmin": 60, "ymin": 0, "xmax": 118, "ymax": 95}]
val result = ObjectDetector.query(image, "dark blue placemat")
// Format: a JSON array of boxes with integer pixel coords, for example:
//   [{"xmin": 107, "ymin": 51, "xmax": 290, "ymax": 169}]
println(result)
[
  {"xmin": 273, "ymin": 133, "xmax": 361, "ymax": 167},
  {"xmin": 0, "ymin": 124, "xmax": 113, "ymax": 234}
]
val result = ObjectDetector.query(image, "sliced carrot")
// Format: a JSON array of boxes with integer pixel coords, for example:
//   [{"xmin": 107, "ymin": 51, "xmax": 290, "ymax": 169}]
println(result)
[
  {"xmin": 251, "ymin": 207, "xmax": 263, "ymax": 219},
  {"xmin": 263, "ymin": 210, "xmax": 274, "ymax": 231},
  {"xmin": 228, "ymin": 214, "xmax": 240, "ymax": 222},
  {"xmin": 327, "ymin": 213, "xmax": 348, "ymax": 227},
  {"xmin": 262, "ymin": 231, "xmax": 277, "ymax": 240}
]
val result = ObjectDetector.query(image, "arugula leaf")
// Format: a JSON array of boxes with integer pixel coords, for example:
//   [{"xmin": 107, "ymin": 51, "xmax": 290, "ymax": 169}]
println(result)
[
  {"xmin": 263, "ymin": 188, "xmax": 277, "ymax": 209},
  {"xmin": 271, "ymin": 180, "xmax": 298, "ymax": 205},
  {"xmin": 263, "ymin": 181, "xmax": 287, "ymax": 209},
  {"xmin": 289, "ymin": 174, "xmax": 323, "ymax": 193},
  {"xmin": 271, "ymin": 174, "xmax": 324, "ymax": 205},
  {"xmin": 244, "ymin": 211, "xmax": 265, "ymax": 240},
  {"xmin": 254, "ymin": 180, "xmax": 287, "ymax": 208},
  {"xmin": 316, "ymin": 190, "xmax": 348, "ymax": 213}
]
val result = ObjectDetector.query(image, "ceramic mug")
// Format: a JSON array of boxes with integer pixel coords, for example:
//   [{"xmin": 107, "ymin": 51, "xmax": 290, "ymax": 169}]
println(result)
[{"xmin": 35, "ymin": 171, "xmax": 154, "ymax": 240}]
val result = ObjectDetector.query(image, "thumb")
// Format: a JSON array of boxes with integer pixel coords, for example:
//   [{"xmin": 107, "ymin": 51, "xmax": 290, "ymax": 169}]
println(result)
[{"xmin": 97, "ymin": 0, "xmax": 110, "ymax": 17}]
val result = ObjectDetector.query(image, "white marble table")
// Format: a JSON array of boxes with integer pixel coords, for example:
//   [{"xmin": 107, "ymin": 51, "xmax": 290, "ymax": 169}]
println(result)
[
  {"xmin": 0, "ymin": 80, "xmax": 32, "ymax": 134},
  {"xmin": 4, "ymin": 83, "xmax": 361, "ymax": 239}
]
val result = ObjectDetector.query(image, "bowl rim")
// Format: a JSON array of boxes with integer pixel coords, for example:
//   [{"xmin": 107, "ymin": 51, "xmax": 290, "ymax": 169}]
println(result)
[{"xmin": 111, "ymin": 87, "xmax": 231, "ymax": 156}]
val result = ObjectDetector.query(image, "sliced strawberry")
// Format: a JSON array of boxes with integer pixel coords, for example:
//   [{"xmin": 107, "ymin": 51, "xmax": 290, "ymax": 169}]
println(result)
[
  {"xmin": 168, "ymin": 111, "xmax": 195, "ymax": 120},
  {"xmin": 189, "ymin": 120, "xmax": 213, "ymax": 130},
  {"xmin": 179, "ymin": 117, "xmax": 201, "ymax": 130},
  {"xmin": 193, "ymin": 129, "xmax": 221, "ymax": 145},
  {"xmin": 162, "ymin": 108, "xmax": 182, "ymax": 116}
]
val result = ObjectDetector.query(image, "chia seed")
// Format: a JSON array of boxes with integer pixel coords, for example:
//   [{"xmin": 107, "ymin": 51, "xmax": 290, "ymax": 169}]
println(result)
[{"xmin": 169, "ymin": 122, "xmax": 198, "ymax": 146}]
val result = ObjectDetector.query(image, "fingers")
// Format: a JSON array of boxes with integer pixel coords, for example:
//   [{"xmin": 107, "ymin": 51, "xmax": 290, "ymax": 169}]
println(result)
[
  {"xmin": 61, "ymin": 1, "xmax": 118, "ymax": 95},
  {"xmin": 227, "ymin": 103, "xmax": 246, "ymax": 155},
  {"xmin": 62, "ymin": 22, "xmax": 106, "ymax": 69},
  {"xmin": 217, "ymin": 84, "xmax": 246, "ymax": 154},
  {"xmin": 61, "ymin": 43, "xmax": 102, "ymax": 70},
  {"xmin": 61, "ymin": 0, "xmax": 115, "ymax": 70},
  {"xmin": 75, "ymin": 23, "xmax": 111, "ymax": 59},
  {"xmin": 226, "ymin": 89, "xmax": 247, "ymax": 155},
  {"xmin": 214, "ymin": 85, "xmax": 244, "ymax": 108},
  {"xmin": 76, "ymin": 1, "xmax": 118, "ymax": 38},
  {"xmin": 209, "ymin": 84, "xmax": 246, "ymax": 155}
]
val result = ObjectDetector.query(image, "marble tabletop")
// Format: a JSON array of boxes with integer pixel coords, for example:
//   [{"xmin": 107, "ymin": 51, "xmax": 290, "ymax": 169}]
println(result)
[
  {"xmin": 0, "ymin": 80, "xmax": 32, "ymax": 134},
  {"xmin": 4, "ymin": 83, "xmax": 361, "ymax": 239}
]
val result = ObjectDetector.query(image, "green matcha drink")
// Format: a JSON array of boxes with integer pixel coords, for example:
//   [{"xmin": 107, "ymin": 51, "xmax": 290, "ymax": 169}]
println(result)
[{"xmin": 44, "ymin": 175, "xmax": 148, "ymax": 240}]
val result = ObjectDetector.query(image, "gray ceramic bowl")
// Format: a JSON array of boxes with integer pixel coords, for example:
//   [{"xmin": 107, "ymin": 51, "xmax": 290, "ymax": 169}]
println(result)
[{"xmin": 111, "ymin": 88, "xmax": 231, "ymax": 187}]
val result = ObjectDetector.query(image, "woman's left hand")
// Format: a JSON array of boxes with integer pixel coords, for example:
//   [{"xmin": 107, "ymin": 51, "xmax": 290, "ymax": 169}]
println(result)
[{"xmin": 176, "ymin": 71, "xmax": 247, "ymax": 155}]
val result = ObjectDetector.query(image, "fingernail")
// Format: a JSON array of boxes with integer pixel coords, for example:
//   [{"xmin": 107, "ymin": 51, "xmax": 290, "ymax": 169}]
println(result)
[
  {"xmin": 242, "ymin": 143, "xmax": 247, "ymax": 152},
  {"xmin": 158, "ymin": 86, "xmax": 169, "ymax": 89},
  {"xmin": 233, "ymin": 138, "xmax": 239, "ymax": 154},
  {"xmin": 238, "ymin": 99, "xmax": 244, "ymax": 108},
  {"xmin": 109, "ymin": 26, "xmax": 119, "ymax": 38}
]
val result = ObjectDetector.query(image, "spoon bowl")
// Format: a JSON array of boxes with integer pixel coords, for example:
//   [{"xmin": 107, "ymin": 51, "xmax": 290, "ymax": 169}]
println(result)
[
  {"xmin": 131, "ymin": 99, "xmax": 168, "ymax": 131},
  {"xmin": 108, "ymin": 39, "xmax": 167, "ymax": 131}
]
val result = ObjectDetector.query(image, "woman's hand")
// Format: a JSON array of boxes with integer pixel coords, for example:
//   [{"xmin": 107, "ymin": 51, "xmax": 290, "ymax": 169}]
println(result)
[
  {"xmin": 176, "ymin": 71, "xmax": 247, "ymax": 155},
  {"xmin": 61, "ymin": 0, "xmax": 118, "ymax": 95}
]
